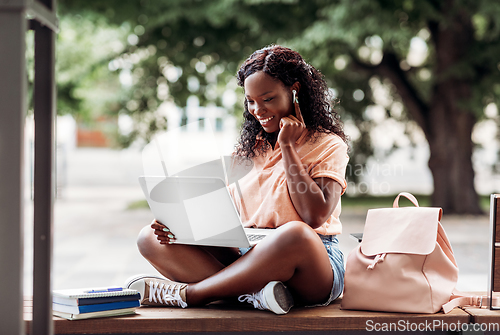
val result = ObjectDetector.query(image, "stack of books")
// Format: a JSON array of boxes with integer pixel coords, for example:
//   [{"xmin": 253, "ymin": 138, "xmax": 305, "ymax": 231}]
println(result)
[{"xmin": 52, "ymin": 287, "xmax": 141, "ymax": 320}]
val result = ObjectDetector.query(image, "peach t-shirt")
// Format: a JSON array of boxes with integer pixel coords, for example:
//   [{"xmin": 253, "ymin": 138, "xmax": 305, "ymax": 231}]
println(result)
[{"xmin": 228, "ymin": 130, "xmax": 349, "ymax": 235}]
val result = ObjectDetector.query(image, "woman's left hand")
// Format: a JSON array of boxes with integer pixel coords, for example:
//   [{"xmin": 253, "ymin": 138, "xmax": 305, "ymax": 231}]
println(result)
[
  {"xmin": 278, "ymin": 100, "xmax": 305, "ymax": 147},
  {"xmin": 151, "ymin": 220, "xmax": 176, "ymax": 245}
]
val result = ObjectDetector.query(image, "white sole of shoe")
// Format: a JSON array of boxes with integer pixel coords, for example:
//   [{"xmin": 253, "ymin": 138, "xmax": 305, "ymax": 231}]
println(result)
[{"xmin": 263, "ymin": 281, "xmax": 294, "ymax": 314}]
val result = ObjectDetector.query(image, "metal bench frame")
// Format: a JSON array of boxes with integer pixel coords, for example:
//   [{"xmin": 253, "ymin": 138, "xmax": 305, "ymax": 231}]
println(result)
[{"xmin": 0, "ymin": 1, "xmax": 57, "ymax": 334}]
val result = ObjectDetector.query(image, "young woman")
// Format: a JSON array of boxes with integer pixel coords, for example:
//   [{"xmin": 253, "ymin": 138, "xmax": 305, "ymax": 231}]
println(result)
[{"xmin": 126, "ymin": 45, "xmax": 349, "ymax": 314}]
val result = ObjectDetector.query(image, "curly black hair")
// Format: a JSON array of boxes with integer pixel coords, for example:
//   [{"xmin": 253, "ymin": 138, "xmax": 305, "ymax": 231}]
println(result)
[{"xmin": 235, "ymin": 45, "xmax": 348, "ymax": 158}]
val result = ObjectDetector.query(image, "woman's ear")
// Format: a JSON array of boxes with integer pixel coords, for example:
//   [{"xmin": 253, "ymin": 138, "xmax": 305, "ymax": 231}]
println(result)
[{"xmin": 291, "ymin": 82, "xmax": 301, "ymax": 94}]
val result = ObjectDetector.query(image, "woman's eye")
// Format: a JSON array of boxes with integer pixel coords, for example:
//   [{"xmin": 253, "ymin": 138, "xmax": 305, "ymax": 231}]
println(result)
[
  {"xmin": 263, "ymin": 97, "xmax": 274, "ymax": 102},
  {"xmin": 247, "ymin": 100, "xmax": 254, "ymax": 104}
]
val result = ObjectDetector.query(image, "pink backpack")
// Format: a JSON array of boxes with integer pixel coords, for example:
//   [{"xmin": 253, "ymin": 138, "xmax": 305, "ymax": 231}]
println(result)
[{"xmin": 341, "ymin": 192, "xmax": 459, "ymax": 313}]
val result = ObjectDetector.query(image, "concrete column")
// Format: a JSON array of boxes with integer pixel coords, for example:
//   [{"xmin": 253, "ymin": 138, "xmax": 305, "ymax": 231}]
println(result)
[{"xmin": 0, "ymin": 10, "xmax": 27, "ymax": 335}]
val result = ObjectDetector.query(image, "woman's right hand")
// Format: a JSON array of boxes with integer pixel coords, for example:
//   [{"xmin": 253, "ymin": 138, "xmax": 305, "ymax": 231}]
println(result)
[{"xmin": 151, "ymin": 219, "xmax": 177, "ymax": 245}]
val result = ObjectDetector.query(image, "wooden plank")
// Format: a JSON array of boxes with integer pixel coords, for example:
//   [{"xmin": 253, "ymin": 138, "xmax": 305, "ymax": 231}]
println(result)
[
  {"xmin": 462, "ymin": 307, "xmax": 500, "ymax": 330},
  {"xmin": 24, "ymin": 297, "xmax": 470, "ymax": 334},
  {"xmin": 495, "ymin": 247, "xmax": 500, "ymax": 292}
]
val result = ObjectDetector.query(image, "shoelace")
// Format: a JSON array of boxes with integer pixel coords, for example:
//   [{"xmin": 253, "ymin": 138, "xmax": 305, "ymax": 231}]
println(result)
[
  {"xmin": 238, "ymin": 290, "xmax": 268, "ymax": 310},
  {"xmin": 148, "ymin": 280, "xmax": 188, "ymax": 308}
]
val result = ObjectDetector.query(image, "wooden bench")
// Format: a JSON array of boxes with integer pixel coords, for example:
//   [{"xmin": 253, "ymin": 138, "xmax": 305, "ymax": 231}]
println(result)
[
  {"xmin": 23, "ymin": 194, "xmax": 500, "ymax": 334},
  {"xmin": 24, "ymin": 296, "xmax": 471, "ymax": 334}
]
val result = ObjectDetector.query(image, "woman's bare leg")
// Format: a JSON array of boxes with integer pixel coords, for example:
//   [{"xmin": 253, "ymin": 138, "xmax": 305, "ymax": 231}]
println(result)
[
  {"xmin": 136, "ymin": 225, "xmax": 240, "ymax": 283},
  {"xmin": 187, "ymin": 221, "xmax": 334, "ymax": 306},
  {"xmin": 137, "ymin": 221, "xmax": 334, "ymax": 306}
]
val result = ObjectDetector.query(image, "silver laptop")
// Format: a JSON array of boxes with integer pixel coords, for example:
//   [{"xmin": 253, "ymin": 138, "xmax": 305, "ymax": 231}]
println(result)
[{"xmin": 138, "ymin": 175, "xmax": 275, "ymax": 248}]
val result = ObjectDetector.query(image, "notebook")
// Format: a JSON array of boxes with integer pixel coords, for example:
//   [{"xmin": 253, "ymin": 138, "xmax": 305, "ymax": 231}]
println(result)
[
  {"xmin": 52, "ymin": 287, "xmax": 139, "ymax": 306},
  {"xmin": 53, "ymin": 308, "xmax": 137, "ymax": 320},
  {"xmin": 53, "ymin": 292, "xmax": 141, "ymax": 307},
  {"xmin": 52, "ymin": 287, "xmax": 141, "ymax": 320},
  {"xmin": 138, "ymin": 176, "xmax": 276, "ymax": 248}
]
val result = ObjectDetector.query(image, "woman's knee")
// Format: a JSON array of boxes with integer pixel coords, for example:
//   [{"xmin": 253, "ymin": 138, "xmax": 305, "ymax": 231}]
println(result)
[
  {"xmin": 273, "ymin": 221, "xmax": 320, "ymax": 248},
  {"xmin": 136, "ymin": 224, "xmax": 157, "ymax": 258}
]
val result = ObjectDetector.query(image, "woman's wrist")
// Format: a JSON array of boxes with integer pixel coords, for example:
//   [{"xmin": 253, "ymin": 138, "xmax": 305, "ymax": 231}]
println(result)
[{"xmin": 279, "ymin": 141, "xmax": 296, "ymax": 151}]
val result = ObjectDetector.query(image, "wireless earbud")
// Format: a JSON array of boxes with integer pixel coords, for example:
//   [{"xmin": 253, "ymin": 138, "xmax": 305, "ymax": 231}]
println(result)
[{"xmin": 292, "ymin": 90, "xmax": 299, "ymax": 104}]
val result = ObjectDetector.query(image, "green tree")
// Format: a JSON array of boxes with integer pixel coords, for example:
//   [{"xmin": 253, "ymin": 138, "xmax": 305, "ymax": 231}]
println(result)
[
  {"xmin": 55, "ymin": 13, "xmax": 129, "ymax": 143},
  {"xmin": 295, "ymin": 0, "xmax": 500, "ymax": 214},
  {"xmin": 58, "ymin": 0, "xmax": 500, "ymax": 214}
]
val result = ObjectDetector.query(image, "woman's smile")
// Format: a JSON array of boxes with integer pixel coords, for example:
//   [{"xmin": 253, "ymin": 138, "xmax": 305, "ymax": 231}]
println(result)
[{"xmin": 257, "ymin": 115, "xmax": 275, "ymax": 127}]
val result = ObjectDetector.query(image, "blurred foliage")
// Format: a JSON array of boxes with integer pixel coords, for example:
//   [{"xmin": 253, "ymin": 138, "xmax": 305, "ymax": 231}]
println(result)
[
  {"xmin": 58, "ymin": 0, "xmax": 324, "ymax": 146},
  {"xmin": 26, "ymin": 13, "xmax": 128, "ymax": 124},
  {"xmin": 55, "ymin": 14, "xmax": 128, "ymax": 123},
  {"xmin": 55, "ymin": 0, "xmax": 500, "ymax": 191}
]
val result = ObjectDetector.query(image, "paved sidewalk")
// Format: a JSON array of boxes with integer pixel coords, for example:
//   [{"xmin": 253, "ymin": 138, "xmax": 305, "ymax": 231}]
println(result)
[{"xmin": 23, "ymin": 148, "xmax": 491, "ymax": 294}]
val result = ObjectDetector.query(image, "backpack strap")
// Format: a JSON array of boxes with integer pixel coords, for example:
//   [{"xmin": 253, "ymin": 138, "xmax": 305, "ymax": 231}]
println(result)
[
  {"xmin": 442, "ymin": 290, "xmax": 500, "ymax": 313},
  {"xmin": 393, "ymin": 192, "xmax": 419, "ymax": 208}
]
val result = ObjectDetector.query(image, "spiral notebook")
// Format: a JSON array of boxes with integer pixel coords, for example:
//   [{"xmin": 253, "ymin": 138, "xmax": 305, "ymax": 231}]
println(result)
[{"xmin": 53, "ymin": 287, "xmax": 139, "ymax": 306}]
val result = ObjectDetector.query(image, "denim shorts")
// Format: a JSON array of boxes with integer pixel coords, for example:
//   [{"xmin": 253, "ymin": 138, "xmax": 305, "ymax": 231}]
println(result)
[
  {"xmin": 309, "ymin": 234, "xmax": 345, "ymax": 307},
  {"xmin": 239, "ymin": 234, "xmax": 345, "ymax": 307}
]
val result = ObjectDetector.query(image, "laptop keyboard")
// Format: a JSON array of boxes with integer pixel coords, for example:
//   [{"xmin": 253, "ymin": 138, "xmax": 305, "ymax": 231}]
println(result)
[{"xmin": 247, "ymin": 234, "xmax": 266, "ymax": 242}]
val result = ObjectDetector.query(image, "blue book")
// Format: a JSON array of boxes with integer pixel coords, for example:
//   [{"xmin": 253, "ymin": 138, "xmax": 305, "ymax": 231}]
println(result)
[{"xmin": 53, "ymin": 299, "xmax": 140, "ymax": 314}]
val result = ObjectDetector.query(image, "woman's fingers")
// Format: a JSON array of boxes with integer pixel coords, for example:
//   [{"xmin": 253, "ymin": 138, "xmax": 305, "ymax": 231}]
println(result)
[
  {"xmin": 155, "ymin": 230, "xmax": 177, "ymax": 244},
  {"xmin": 151, "ymin": 220, "xmax": 172, "ymax": 233},
  {"xmin": 280, "ymin": 115, "xmax": 306, "ymax": 130},
  {"xmin": 294, "ymin": 100, "xmax": 305, "ymax": 124},
  {"xmin": 278, "ymin": 114, "xmax": 306, "ymax": 147},
  {"xmin": 151, "ymin": 220, "xmax": 164, "ymax": 229},
  {"xmin": 157, "ymin": 233, "xmax": 177, "ymax": 244},
  {"xmin": 287, "ymin": 114, "xmax": 305, "ymax": 126},
  {"xmin": 151, "ymin": 219, "xmax": 176, "ymax": 244}
]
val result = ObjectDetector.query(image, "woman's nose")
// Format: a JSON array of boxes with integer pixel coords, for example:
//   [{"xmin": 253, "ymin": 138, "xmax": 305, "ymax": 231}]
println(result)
[{"xmin": 253, "ymin": 104, "xmax": 265, "ymax": 116}]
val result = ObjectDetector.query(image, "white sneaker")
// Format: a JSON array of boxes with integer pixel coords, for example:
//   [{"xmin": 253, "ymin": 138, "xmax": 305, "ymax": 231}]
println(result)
[
  {"xmin": 124, "ymin": 274, "xmax": 188, "ymax": 308},
  {"xmin": 238, "ymin": 281, "xmax": 294, "ymax": 314}
]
